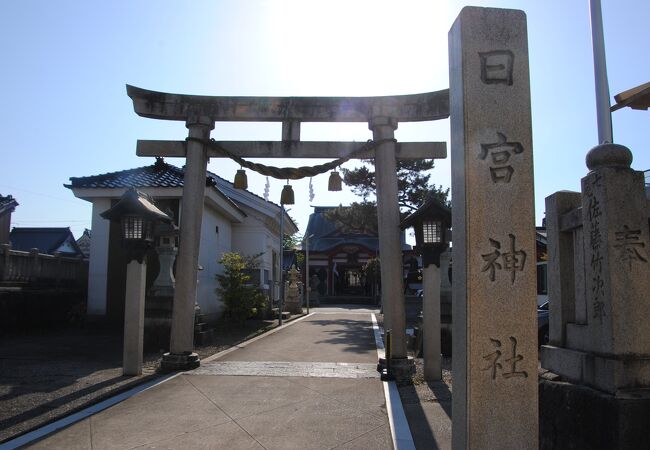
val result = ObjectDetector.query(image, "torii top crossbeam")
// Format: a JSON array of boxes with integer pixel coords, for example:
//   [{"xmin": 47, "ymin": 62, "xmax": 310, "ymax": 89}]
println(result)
[
  {"xmin": 127, "ymin": 85, "xmax": 449, "ymax": 123},
  {"xmin": 126, "ymin": 85, "xmax": 449, "ymax": 160}
]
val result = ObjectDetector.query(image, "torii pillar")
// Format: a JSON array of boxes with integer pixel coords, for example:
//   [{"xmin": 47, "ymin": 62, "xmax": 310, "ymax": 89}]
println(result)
[
  {"xmin": 370, "ymin": 116, "xmax": 408, "ymax": 365},
  {"xmin": 126, "ymin": 85, "xmax": 449, "ymax": 372},
  {"xmin": 160, "ymin": 116, "xmax": 213, "ymax": 371}
]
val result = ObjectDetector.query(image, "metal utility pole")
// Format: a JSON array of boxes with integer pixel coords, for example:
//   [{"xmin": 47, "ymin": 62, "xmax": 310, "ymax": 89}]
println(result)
[
  {"xmin": 304, "ymin": 233, "xmax": 314, "ymax": 314},
  {"xmin": 590, "ymin": 0, "xmax": 613, "ymax": 143},
  {"xmin": 279, "ymin": 205, "xmax": 285, "ymax": 326}
]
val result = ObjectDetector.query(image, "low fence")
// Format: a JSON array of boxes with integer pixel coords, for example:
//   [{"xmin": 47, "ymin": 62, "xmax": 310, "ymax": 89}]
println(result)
[{"xmin": 0, "ymin": 243, "xmax": 88, "ymax": 289}]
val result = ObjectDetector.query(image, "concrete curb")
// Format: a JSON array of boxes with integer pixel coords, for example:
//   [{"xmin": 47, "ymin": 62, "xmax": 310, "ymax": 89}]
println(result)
[{"xmin": 371, "ymin": 314, "xmax": 416, "ymax": 450}]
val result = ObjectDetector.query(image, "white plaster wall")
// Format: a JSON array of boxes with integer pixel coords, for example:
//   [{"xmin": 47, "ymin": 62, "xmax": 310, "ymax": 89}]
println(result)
[
  {"xmin": 232, "ymin": 218, "xmax": 278, "ymax": 278},
  {"xmin": 197, "ymin": 205, "xmax": 232, "ymax": 317},
  {"xmin": 57, "ymin": 236, "xmax": 78, "ymax": 254},
  {"xmin": 87, "ymin": 198, "xmax": 111, "ymax": 316}
]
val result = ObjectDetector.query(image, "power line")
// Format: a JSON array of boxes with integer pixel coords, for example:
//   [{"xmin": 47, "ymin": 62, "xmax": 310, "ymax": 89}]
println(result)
[{"xmin": 0, "ymin": 184, "xmax": 82, "ymax": 204}]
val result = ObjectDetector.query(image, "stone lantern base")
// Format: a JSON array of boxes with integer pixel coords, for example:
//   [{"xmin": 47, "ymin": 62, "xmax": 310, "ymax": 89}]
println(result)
[
  {"xmin": 144, "ymin": 294, "xmax": 173, "ymax": 351},
  {"xmin": 160, "ymin": 351, "xmax": 200, "ymax": 372}
]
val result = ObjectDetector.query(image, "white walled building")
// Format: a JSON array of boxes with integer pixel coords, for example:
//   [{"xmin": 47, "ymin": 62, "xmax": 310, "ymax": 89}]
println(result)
[{"xmin": 66, "ymin": 158, "xmax": 297, "ymax": 324}]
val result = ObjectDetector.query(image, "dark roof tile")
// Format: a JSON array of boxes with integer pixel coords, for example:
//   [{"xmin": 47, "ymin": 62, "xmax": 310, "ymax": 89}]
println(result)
[
  {"xmin": 66, "ymin": 158, "xmax": 186, "ymax": 189},
  {"xmin": 9, "ymin": 227, "xmax": 83, "ymax": 256}
]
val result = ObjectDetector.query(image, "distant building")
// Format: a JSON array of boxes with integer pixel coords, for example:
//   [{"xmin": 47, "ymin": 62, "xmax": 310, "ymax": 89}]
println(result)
[
  {"xmin": 303, "ymin": 206, "xmax": 411, "ymax": 300},
  {"xmin": 0, "ymin": 194, "xmax": 19, "ymax": 245},
  {"xmin": 76, "ymin": 229, "xmax": 91, "ymax": 258},
  {"xmin": 9, "ymin": 227, "xmax": 84, "ymax": 257}
]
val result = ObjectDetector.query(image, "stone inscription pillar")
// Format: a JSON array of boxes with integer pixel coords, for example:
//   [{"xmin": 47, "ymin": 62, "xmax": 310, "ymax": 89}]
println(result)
[
  {"xmin": 581, "ymin": 144, "xmax": 650, "ymax": 359},
  {"xmin": 449, "ymin": 7, "xmax": 538, "ymax": 448},
  {"xmin": 369, "ymin": 117, "xmax": 407, "ymax": 360},
  {"xmin": 162, "ymin": 116, "xmax": 214, "ymax": 371}
]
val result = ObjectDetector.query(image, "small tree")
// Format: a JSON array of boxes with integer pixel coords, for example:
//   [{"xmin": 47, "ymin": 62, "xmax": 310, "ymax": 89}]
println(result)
[{"xmin": 216, "ymin": 252, "xmax": 266, "ymax": 324}]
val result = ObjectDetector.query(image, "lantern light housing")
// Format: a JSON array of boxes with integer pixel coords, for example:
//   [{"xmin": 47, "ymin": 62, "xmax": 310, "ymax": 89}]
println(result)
[
  {"xmin": 100, "ymin": 188, "xmax": 172, "ymax": 263},
  {"xmin": 400, "ymin": 195, "xmax": 451, "ymax": 268}
]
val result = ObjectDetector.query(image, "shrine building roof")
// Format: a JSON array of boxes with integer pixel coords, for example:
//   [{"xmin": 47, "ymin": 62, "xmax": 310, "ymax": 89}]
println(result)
[{"xmin": 305, "ymin": 206, "xmax": 410, "ymax": 253}]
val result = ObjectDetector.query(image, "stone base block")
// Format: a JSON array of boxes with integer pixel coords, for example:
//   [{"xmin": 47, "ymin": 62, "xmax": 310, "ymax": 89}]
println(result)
[
  {"xmin": 145, "ymin": 295, "xmax": 173, "ymax": 318},
  {"xmin": 541, "ymin": 345, "xmax": 650, "ymax": 394},
  {"xmin": 307, "ymin": 293, "xmax": 320, "ymax": 307},
  {"xmin": 144, "ymin": 318, "xmax": 171, "ymax": 352},
  {"xmin": 272, "ymin": 308, "xmax": 291, "ymax": 320},
  {"xmin": 160, "ymin": 352, "xmax": 200, "ymax": 372},
  {"xmin": 377, "ymin": 357, "xmax": 416, "ymax": 381},
  {"xmin": 284, "ymin": 300, "xmax": 303, "ymax": 315},
  {"xmin": 194, "ymin": 327, "xmax": 216, "ymax": 345},
  {"xmin": 540, "ymin": 378, "xmax": 650, "ymax": 450}
]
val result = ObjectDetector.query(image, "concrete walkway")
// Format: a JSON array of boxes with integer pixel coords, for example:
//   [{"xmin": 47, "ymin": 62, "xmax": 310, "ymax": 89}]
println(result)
[{"xmin": 24, "ymin": 310, "xmax": 397, "ymax": 449}]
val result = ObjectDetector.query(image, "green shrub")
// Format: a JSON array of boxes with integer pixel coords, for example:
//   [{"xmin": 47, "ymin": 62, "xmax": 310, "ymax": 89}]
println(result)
[{"xmin": 216, "ymin": 252, "xmax": 266, "ymax": 324}]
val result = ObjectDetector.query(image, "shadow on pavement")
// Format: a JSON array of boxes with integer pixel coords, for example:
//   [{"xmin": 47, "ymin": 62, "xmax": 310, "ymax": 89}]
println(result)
[
  {"xmin": 0, "ymin": 373, "xmax": 157, "ymax": 435},
  {"xmin": 429, "ymin": 380, "xmax": 452, "ymax": 419},
  {"xmin": 310, "ymin": 318, "xmax": 377, "ymax": 354}
]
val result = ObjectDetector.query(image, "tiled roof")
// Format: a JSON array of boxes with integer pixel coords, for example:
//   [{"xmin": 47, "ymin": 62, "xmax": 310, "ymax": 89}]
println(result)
[
  {"xmin": 66, "ymin": 158, "xmax": 303, "ymax": 229},
  {"xmin": 0, "ymin": 194, "xmax": 19, "ymax": 216},
  {"xmin": 305, "ymin": 206, "xmax": 410, "ymax": 253},
  {"xmin": 10, "ymin": 227, "xmax": 84, "ymax": 256},
  {"xmin": 66, "ymin": 158, "xmax": 193, "ymax": 189},
  {"xmin": 207, "ymin": 169, "xmax": 283, "ymax": 210},
  {"xmin": 207, "ymin": 169, "xmax": 298, "ymax": 230}
]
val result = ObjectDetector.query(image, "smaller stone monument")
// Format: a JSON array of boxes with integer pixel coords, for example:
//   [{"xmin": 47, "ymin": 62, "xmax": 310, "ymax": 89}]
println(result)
[
  {"xmin": 283, "ymin": 265, "xmax": 303, "ymax": 314},
  {"xmin": 310, "ymin": 274, "xmax": 320, "ymax": 306},
  {"xmin": 145, "ymin": 210, "xmax": 178, "ymax": 350},
  {"xmin": 540, "ymin": 143, "xmax": 650, "ymax": 448}
]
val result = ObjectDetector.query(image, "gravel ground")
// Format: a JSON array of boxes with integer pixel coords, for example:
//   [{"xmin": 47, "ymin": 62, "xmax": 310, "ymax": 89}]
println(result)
[
  {"xmin": 397, "ymin": 356, "xmax": 453, "ymax": 405},
  {"xmin": 374, "ymin": 313, "xmax": 453, "ymax": 410},
  {"xmin": 0, "ymin": 317, "xmax": 285, "ymax": 443}
]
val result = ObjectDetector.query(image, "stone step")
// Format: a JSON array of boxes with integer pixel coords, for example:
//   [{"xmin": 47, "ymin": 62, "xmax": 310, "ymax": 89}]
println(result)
[
  {"xmin": 271, "ymin": 308, "xmax": 291, "ymax": 319},
  {"xmin": 194, "ymin": 322, "xmax": 208, "ymax": 332},
  {"xmin": 318, "ymin": 296, "xmax": 378, "ymax": 306},
  {"xmin": 194, "ymin": 328, "xmax": 216, "ymax": 345}
]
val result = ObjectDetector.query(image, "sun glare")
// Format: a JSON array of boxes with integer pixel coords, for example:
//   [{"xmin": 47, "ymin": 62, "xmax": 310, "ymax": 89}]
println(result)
[{"xmin": 263, "ymin": 0, "xmax": 451, "ymax": 96}]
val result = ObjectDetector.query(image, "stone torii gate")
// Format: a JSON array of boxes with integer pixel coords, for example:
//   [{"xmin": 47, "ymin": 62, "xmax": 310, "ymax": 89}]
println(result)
[
  {"xmin": 126, "ymin": 6, "xmax": 537, "ymax": 448},
  {"xmin": 126, "ymin": 85, "xmax": 449, "ymax": 373}
]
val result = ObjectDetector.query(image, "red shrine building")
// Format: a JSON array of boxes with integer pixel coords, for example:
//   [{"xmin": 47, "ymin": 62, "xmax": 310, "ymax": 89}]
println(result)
[{"xmin": 303, "ymin": 206, "xmax": 414, "ymax": 303}]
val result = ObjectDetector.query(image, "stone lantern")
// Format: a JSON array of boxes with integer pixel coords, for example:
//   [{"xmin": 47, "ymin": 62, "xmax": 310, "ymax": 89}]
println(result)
[
  {"xmin": 101, "ymin": 188, "xmax": 172, "ymax": 375},
  {"xmin": 401, "ymin": 195, "xmax": 451, "ymax": 381},
  {"xmin": 150, "ymin": 211, "xmax": 179, "ymax": 298},
  {"xmin": 143, "ymin": 211, "xmax": 179, "ymax": 349}
]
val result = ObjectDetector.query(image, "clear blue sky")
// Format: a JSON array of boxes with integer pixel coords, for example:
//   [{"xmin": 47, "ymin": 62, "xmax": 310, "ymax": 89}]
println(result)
[{"xmin": 1, "ymin": 0, "xmax": 648, "ymax": 240}]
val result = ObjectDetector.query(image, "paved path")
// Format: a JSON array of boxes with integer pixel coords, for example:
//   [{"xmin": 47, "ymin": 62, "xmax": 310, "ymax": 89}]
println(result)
[{"xmin": 25, "ymin": 311, "xmax": 394, "ymax": 449}]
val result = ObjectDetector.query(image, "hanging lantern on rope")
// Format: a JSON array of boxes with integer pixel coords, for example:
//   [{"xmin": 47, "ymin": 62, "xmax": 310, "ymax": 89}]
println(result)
[
  {"xmin": 233, "ymin": 168, "xmax": 248, "ymax": 190},
  {"xmin": 328, "ymin": 170, "xmax": 342, "ymax": 191},
  {"xmin": 280, "ymin": 181, "xmax": 295, "ymax": 205}
]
